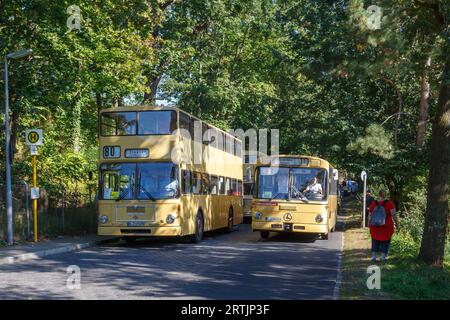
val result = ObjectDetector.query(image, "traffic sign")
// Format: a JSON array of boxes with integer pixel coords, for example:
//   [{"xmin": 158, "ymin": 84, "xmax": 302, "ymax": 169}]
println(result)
[
  {"xmin": 25, "ymin": 129, "xmax": 43, "ymax": 146},
  {"xmin": 361, "ymin": 170, "xmax": 367, "ymax": 181},
  {"xmin": 30, "ymin": 145, "xmax": 38, "ymax": 155},
  {"xmin": 30, "ymin": 187, "xmax": 40, "ymax": 200}
]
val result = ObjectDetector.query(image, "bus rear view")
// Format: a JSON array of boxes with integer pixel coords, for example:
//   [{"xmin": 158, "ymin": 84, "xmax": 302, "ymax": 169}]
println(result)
[{"xmin": 251, "ymin": 155, "xmax": 339, "ymax": 239}]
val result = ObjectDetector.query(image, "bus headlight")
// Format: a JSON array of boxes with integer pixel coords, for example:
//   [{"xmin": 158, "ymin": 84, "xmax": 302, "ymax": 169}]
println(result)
[
  {"xmin": 166, "ymin": 214, "xmax": 176, "ymax": 224},
  {"xmin": 315, "ymin": 215, "xmax": 324, "ymax": 223},
  {"xmin": 254, "ymin": 212, "xmax": 262, "ymax": 220},
  {"xmin": 100, "ymin": 215, "xmax": 108, "ymax": 224}
]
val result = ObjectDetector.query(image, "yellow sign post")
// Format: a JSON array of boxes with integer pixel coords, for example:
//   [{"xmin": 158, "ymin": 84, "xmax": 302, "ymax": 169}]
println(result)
[
  {"xmin": 25, "ymin": 129, "xmax": 43, "ymax": 242},
  {"xmin": 33, "ymin": 154, "xmax": 38, "ymax": 242}
]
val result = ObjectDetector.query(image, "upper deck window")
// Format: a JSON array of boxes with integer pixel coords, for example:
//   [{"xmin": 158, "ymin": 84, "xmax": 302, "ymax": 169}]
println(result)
[
  {"xmin": 101, "ymin": 112, "xmax": 137, "ymax": 136},
  {"xmin": 138, "ymin": 111, "xmax": 177, "ymax": 135},
  {"xmin": 100, "ymin": 110, "xmax": 177, "ymax": 136}
]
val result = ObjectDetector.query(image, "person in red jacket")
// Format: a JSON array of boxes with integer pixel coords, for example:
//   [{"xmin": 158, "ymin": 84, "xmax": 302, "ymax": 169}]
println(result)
[{"xmin": 368, "ymin": 190, "xmax": 399, "ymax": 262}]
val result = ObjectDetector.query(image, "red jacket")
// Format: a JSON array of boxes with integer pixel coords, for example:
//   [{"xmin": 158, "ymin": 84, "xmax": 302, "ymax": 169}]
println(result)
[{"xmin": 369, "ymin": 200, "xmax": 395, "ymax": 241}]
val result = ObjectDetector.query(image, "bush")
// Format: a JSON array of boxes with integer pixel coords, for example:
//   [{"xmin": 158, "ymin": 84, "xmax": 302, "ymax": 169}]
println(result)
[
  {"xmin": 390, "ymin": 231, "xmax": 420, "ymax": 258},
  {"xmin": 400, "ymin": 175, "xmax": 427, "ymax": 242}
]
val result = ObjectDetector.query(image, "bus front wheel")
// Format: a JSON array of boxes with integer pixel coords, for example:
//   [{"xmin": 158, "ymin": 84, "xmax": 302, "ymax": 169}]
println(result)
[
  {"xmin": 190, "ymin": 211, "xmax": 204, "ymax": 243},
  {"xmin": 260, "ymin": 231, "xmax": 270, "ymax": 239}
]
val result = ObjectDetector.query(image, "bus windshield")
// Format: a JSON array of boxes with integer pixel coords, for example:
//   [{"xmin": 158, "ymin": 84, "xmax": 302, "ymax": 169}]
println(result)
[
  {"xmin": 257, "ymin": 166, "xmax": 327, "ymax": 201},
  {"xmin": 101, "ymin": 111, "xmax": 177, "ymax": 136},
  {"xmin": 100, "ymin": 162, "xmax": 179, "ymax": 200}
]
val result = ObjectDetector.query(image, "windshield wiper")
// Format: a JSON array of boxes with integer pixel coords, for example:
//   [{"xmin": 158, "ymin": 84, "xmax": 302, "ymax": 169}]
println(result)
[
  {"xmin": 290, "ymin": 184, "xmax": 309, "ymax": 203},
  {"xmin": 139, "ymin": 184, "xmax": 156, "ymax": 201},
  {"xmin": 270, "ymin": 192, "xmax": 282, "ymax": 200}
]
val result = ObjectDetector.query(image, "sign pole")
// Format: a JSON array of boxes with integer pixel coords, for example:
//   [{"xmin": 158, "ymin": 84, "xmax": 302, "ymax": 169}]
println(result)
[
  {"xmin": 25, "ymin": 128, "xmax": 43, "ymax": 242},
  {"xmin": 361, "ymin": 170, "xmax": 367, "ymax": 228},
  {"xmin": 33, "ymin": 154, "xmax": 38, "ymax": 242}
]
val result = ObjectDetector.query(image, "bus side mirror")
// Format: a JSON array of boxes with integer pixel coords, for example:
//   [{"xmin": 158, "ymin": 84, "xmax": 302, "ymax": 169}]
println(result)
[{"xmin": 333, "ymin": 169, "xmax": 339, "ymax": 181}]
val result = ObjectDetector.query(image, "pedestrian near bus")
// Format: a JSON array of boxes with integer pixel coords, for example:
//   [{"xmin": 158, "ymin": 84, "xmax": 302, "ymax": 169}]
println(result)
[{"xmin": 368, "ymin": 190, "xmax": 399, "ymax": 263}]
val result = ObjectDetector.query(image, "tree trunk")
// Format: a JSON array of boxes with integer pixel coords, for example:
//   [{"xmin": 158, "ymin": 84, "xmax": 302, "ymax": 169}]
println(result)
[
  {"xmin": 143, "ymin": 76, "xmax": 161, "ymax": 104},
  {"xmin": 417, "ymin": 57, "xmax": 432, "ymax": 147},
  {"xmin": 418, "ymin": 57, "xmax": 450, "ymax": 266}
]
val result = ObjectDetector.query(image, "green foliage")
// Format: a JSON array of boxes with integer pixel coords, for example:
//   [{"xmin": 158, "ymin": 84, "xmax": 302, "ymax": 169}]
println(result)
[{"xmin": 347, "ymin": 124, "xmax": 394, "ymax": 159}]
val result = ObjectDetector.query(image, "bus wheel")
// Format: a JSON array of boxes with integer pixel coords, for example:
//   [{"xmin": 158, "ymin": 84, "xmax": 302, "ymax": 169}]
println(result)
[
  {"xmin": 321, "ymin": 233, "xmax": 329, "ymax": 240},
  {"xmin": 191, "ymin": 211, "xmax": 204, "ymax": 243},
  {"xmin": 260, "ymin": 231, "xmax": 270, "ymax": 239},
  {"xmin": 227, "ymin": 207, "xmax": 234, "ymax": 233}
]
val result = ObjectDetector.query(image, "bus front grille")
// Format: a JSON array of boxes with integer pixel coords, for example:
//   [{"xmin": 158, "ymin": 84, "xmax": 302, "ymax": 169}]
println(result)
[{"xmin": 120, "ymin": 229, "xmax": 151, "ymax": 234}]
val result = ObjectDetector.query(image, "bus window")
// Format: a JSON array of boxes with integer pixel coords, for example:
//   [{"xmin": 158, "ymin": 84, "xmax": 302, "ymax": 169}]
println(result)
[
  {"xmin": 226, "ymin": 177, "xmax": 232, "ymax": 195},
  {"xmin": 192, "ymin": 172, "xmax": 202, "ymax": 195},
  {"xmin": 210, "ymin": 175, "xmax": 218, "ymax": 195},
  {"xmin": 193, "ymin": 120, "xmax": 202, "ymax": 142},
  {"xmin": 290, "ymin": 168, "xmax": 327, "ymax": 201},
  {"xmin": 235, "ymin": 140, "xmax": 242, "ymax": 158},
  {"xmin": 100, "ymin": 163, "xmax": 136, "ymax": 200},
  {"xmin": 179, "ymin": 111, "xmax": 193, "ymax": 139},
  {"xmin": 201, "ymin": 173, "xmax": 210, "ymax": 194},
  {"xmin": 219, "ymin": 176, "xmax": 226, "ymax": 195},
  {"xmin": 202, "ymin": 123, "xmax": 211, "ymax": 145},
  {"xmin": 237, "ymin": 180, "xmax": 243, "ymax": 196},
  {"xmin": 230, "ymin": 137, "xmax": 235, "ymax": 155},
  {"xmin": 138, "ymin": 111, "xmax": 177, "ymax": 135},
  {"xmin": 182, "ymin": 170, "xmax": 192, "ymax": 194},
  {"xmin": 138, "ymin": 163, "xmax": 179, "ymax": 200},
  {"xmin": 209, "ymin": 128, "xmax": 218, "ymax": 149},
  {"xmin": 101, "ymin": 112, "xmax": 137, "ymax": 136},
  {"xmin": 225, "ymin": 135, "xmax": 235, "ymax": 155},
  {"xmin": 257, "ymin": 167, "xmax": 289, "ymax": 200},
  {"xmin": 217, "ymin": 131, "xmax": 224, "ymax": 151}
]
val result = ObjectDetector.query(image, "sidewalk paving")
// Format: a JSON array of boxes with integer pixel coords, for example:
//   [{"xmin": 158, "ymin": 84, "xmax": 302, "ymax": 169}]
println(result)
[{"xmin": 0, "ymin": 235, "xmax": 118, "ymax": 265}]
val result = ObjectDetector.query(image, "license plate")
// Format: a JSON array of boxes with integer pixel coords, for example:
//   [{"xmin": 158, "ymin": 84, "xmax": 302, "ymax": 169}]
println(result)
[
  {"xmin": 284, "ymin": 223, "xmax": 293, "ymax": 232},
  {"xmin": 127, "ymin": 221, "xmax": 145, "ymax": 227}
]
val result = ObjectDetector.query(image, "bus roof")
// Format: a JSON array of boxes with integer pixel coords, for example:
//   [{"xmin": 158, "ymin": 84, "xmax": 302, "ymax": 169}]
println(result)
[
  {"xmin": 255, "ymin": 154, "xmax": 333, "ymax": 169},
  {"xmin": 99, "ymin": 105, "xmax": 241, "ymax": 141}
]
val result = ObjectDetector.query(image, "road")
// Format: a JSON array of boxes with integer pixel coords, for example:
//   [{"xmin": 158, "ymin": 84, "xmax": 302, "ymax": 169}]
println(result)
[{"xmin": 0, "ymin": 223, "xmax": 343, "ymax": 300}]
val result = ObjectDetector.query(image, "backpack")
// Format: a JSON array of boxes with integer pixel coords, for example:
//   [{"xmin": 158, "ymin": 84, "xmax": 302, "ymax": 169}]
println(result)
[{"xmin": 370, "ymin": 200, "xmax": 387, "ymax": 227}]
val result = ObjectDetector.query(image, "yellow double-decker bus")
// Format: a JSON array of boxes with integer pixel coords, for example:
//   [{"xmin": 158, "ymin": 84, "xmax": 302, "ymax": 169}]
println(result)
[
  {"xmin": 97, "ymin": 105, "xmax": 243, "ymax": 243},
  {"xmin": 251, "ymin": 155, "xmax": 339, "ymax": 239}
]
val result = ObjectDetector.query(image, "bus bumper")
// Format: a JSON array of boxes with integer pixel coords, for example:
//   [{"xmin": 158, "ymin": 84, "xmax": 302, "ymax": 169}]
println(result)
[
  {"xmin": 98, "ymin": 226, "xmax": 182, "ymax": 237},
  {"xmin": 252, "ymin": 221, "xmax": 328, "ymax": 234}
]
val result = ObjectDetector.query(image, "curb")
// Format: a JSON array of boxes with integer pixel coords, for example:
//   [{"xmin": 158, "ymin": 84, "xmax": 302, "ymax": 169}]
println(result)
[
  {"xmin": 332, "ymin": 230, "xmax": 344, "ymax": 300},
  {"xmin": 0, "ymin": 237, "xmax": 118, "ymax": 265},
  {"xmin": 332, "ymin": 206, "xmax": 347, "ymax": 300}
]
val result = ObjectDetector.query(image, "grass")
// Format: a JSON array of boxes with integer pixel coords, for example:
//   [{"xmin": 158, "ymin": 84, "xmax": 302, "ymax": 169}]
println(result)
[{"xmin": 340, "ymin": 197, "xmax": 450, "ymax": 300}]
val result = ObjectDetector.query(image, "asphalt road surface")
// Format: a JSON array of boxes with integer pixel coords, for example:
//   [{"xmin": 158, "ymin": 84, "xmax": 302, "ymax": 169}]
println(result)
[{"xmin": 0, "ymin": 222, "xmax": 343, "ymax": 300}]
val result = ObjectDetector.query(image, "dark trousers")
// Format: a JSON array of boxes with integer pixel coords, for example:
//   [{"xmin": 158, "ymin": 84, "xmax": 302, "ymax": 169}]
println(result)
[{"xmin": 371, "ymin": 239, "xmax": 391, "ymax": 254}]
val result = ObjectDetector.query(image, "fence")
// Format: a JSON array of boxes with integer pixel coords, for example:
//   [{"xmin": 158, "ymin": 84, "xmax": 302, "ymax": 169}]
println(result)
[{"xmin": 0, "ymin": 182, "xmax": 98, "ymax": 242}]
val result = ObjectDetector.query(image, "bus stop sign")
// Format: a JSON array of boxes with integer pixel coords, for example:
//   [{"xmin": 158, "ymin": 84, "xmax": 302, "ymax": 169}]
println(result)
[{"xmin": 25, "ymin": 129, "xmax": 43, "ymax": 146}]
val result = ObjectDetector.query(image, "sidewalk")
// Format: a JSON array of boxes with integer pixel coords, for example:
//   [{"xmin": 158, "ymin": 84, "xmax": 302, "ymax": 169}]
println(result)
[{"xmin": 0, "ymin": 235, "xmax": 118, "ymax": 265}]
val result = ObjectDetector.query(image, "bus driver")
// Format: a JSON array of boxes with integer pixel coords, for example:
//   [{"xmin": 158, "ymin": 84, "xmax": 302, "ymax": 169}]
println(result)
[{"xmin": 303, "ymin": 177, "xmax": 323, "ymax": 195}]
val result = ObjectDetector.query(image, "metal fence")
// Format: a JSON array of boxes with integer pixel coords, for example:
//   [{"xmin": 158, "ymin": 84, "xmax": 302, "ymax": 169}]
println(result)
[{"xmin": 0, "ymin": 182, "xmax": 98, "ymax": 242}]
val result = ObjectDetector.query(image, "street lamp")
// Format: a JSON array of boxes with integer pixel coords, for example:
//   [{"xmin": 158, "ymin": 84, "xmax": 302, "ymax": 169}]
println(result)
[{"xmin": 4, "ymin": 48, "xmax": 32, "ymax": 245}]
